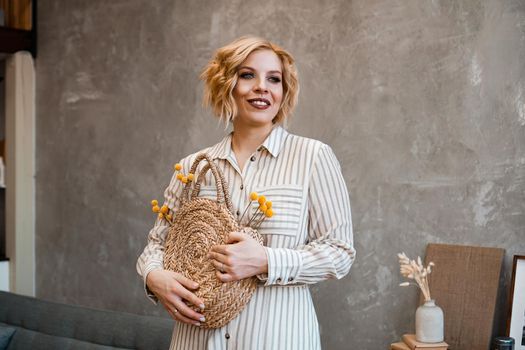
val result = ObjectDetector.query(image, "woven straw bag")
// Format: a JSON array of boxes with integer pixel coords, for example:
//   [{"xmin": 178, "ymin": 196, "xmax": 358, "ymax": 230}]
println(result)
[{"xmin": 163, "ymin": 153, "xmax": 264, "ymax": 329}]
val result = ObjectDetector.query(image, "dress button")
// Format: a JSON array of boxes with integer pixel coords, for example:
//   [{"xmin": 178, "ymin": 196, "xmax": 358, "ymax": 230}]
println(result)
[
  {"xmin": 250, "ymin": 156, "xmax": 256, "ymax": 161},
  {"xmin": 236, "ymin": 210, "xmax": 240, "ymax": 216},
  {"xmin": 288, "ymin": 277, "xmax": 294, "ymax": 282},
  {"xmin": 276, "ymin": 278, "xmax": 282, "ymax": 283},
  {"xmin": 225, "ymin": 333, "xmax": 230, "ymax": 339},
  {"xmin": 240, "ymin": 184, "xmax": 244, "ymax": 190}
]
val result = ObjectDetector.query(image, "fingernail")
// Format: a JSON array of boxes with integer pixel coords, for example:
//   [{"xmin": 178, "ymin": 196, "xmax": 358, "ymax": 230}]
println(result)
[
  {"xmin": 199, "ymin": 316, "xmax": 205, "ymax": 322},
  {"xmin": 200, "ymin": 304, "xmax": 205, "ymax": 310},
  {"xmin": 194, "ymin": 322, "xmax": 201, "ymax": 326}
]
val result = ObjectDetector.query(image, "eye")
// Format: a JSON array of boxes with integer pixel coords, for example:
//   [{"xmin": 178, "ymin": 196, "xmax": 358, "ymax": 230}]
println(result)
[
  {"xmin": 239, "ymin": 72, "xmax": 254, "ymax": 79},
  {"xmin": 268, "ymin": 76, "xmax": 281, "ymax": 83}
]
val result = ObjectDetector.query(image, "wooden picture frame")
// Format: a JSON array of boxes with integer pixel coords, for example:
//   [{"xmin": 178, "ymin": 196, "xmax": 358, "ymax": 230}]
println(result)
[{"xmin": 508, "ymin": 255, "xmax": 525, "ymax": 349}]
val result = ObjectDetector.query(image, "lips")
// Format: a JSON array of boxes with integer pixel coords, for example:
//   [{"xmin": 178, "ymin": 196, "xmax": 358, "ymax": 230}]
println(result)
[{"xmin": 247, "ymin": 98, "xmax": 271, "ymax": 108}]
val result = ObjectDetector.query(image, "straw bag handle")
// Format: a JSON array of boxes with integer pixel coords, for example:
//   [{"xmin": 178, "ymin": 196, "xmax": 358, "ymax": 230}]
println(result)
[
  {"xmin": 192, "ymin": 162, "xmax": 234, "ymax": 213},
  {"xmin": 180, "ymin": 153, "xmax": 233, "ymax": 213},
  {"xmin": 191, "ymin": 163, "xmax": 229, "ymax": 202}
]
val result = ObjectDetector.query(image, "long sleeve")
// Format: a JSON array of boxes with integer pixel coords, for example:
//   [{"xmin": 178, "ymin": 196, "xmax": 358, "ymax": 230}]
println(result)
[
  {"xmin": 135, "ymin": 158, "xmax": 188, "ymax": 304},
  {"xmin": 261, "ymin": 143, "xmax": 356, "ymax": 286}
]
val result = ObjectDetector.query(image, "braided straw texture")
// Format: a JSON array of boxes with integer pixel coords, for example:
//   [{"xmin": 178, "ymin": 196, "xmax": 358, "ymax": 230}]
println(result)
[{"xmin": 163, "ymin": 153, "xmax": 263, "ymax": 329}]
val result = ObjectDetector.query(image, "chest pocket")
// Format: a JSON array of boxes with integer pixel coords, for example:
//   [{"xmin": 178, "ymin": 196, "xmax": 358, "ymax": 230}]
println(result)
[{"xmin": 250, "ymin": 184, "xmax": 304, "ymax": 236}]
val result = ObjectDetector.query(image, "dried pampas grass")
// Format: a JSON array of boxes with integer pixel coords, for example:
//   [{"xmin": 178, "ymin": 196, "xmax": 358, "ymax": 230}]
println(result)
[{"xmin": 397, "ymin": 252, "xmax": 435, "ymax": 301}]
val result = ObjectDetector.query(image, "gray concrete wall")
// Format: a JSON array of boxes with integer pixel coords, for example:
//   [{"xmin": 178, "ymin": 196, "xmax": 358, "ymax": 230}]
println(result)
[{"xmin": 35, "ymin": 1, "xmax": 525, "ymax": 349}]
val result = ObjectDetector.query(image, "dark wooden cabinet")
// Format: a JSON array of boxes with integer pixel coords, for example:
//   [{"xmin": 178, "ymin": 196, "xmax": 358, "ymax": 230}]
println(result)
[{"xmin": 0, "ymin": 0, "xmax": 36, "ymax": 57}]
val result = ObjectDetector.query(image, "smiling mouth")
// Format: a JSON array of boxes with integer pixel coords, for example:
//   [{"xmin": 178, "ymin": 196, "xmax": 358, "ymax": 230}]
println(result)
[{"xmin": 247, "ymin": 98, "xmax": 271, "ymax": 107}]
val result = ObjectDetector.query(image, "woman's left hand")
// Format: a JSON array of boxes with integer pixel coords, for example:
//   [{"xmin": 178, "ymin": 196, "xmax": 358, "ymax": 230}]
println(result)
[{"xmin": 207, "ymin": 231, "xmax": 268, "ymax": 282}]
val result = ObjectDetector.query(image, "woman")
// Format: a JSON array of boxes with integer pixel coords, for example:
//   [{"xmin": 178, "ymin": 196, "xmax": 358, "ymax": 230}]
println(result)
[{"xmin": 136, "ymin": 36, "xmax": 356, "ymax": 350}]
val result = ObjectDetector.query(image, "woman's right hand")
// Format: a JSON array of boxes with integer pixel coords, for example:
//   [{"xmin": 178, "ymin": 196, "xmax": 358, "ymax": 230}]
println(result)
[{"xmin": 146, "ymin": 269, "xmax": 206, "ymax": 326}]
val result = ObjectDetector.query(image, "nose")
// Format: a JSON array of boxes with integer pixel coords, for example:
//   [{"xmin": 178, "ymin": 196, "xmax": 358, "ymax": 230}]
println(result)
[{"xmin": 253, "ymin": 77, "xmax": 268, "ymax": 93}]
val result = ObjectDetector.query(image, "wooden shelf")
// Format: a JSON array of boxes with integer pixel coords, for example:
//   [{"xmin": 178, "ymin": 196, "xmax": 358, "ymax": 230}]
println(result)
[
  {"xmin": 0, "ymin": 0, "xmax": 37, "ymax": 57},
  {"xmin": 0, "ymin": 26, "xmax": 32, "ymax": 54}
]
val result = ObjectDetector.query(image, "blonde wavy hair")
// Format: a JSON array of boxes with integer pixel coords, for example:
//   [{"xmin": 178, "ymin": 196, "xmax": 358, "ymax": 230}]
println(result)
[{"xmin": 200, "ymin": 36, "xmax": 299, "ymax": 126}]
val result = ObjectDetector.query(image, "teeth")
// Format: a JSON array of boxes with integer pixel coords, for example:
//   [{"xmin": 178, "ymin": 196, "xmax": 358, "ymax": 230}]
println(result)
[{"xmin": 250, "ymin": 100, "xmax": 269, "ymax": 106}]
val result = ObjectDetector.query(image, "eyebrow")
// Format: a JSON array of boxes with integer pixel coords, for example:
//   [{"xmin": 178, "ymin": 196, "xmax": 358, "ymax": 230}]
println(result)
[{"xmin": 238, "ymin": 66, "xmax": 282, "ymax": 75}]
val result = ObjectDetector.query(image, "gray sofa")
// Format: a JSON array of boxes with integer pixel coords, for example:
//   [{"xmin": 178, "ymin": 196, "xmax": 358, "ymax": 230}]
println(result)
[{"xmin": 0, "ymin": 291, "xmax": 174, "ymax": 349}]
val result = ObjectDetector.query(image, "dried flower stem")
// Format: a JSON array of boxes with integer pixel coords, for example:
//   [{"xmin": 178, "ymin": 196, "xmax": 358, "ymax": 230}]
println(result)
[
  {"xmin": 239, "ymin": 203, "xmax": 252, "ymax": 223},
  {"xmin": 397, "ymin": 252, "xmax": 435, "ymax": 302},
  {"xmin": 252, "ymin": 212, "xmax": 267, "ymax": 229},
  {"xmin": 247, "ymin": 210, "xmax": 264, "ymax": 227}
]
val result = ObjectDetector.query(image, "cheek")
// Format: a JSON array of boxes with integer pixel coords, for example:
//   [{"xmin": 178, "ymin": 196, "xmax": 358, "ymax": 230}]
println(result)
[
  {"xmin": 273, "ymin": 87, "xmax": 284, "ymax": 105},
  {"xmin": 233, "ymin": 86, "xmax": 245, "ymax": 107},
  {"xmin": 233, "ymin": 80, "xmax": 250, "ymax": 97}
]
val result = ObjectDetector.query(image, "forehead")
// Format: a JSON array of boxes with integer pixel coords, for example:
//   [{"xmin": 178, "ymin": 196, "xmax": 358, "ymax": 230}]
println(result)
[{"xmin": 239, "ymin": 49, "xmax": 282, "ymax": 73}]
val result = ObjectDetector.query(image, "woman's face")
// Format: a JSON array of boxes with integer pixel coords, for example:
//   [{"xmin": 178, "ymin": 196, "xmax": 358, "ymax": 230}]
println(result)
[{"xmin": 232, "ymin": 49, "xmax": 283, "ymax": 127}]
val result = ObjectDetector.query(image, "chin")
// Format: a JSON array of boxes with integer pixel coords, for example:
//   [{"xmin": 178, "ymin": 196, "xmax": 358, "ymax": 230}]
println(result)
[
  {"xmin": 237, "ymin": 112, "xmax": 275, "ymax": 127},
  {"xmin": 246, "ymin": 119, "xmax": 274, "ymax": 127}
]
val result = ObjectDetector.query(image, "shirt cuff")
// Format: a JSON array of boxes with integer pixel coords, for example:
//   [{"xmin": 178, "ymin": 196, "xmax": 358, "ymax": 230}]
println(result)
[
  {"xmin": 143, "ymin": 263, "xmax": 163, "ymax": 305},
  {"xmin": 263, "ymin": 247, "xmax": 303, "ymax": 286},
  {"xmin": 256, "ymin": 273, "xmax": 268, "ymax": 282}
]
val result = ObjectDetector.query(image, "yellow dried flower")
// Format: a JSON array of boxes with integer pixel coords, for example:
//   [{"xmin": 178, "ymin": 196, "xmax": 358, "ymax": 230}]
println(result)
[
  {"xmin": 158, "ymin": 213, "xmax": 164, "ymax": 219},
  {"xmin": 160, "ymin": 205, "xmax": 169, "ymax": 214},
  {"xmin": 265, "ymin": 209, "xmax": 274, "ymax": 218},
  {"xmin": 176, "ymin": 173, "xmax": 183, "ymax": 180},
  {"xmin": 266, "ymin": 201, "xmax": 272, "ymax": 209},
  {"xmin": 182, "ymin": 176, "xmax": 188, "ymax": 184},
  {"xmin": 151, "ymin": 199, "xmax": 158, "ymax": 206},
  {"xmin": 187, "ymin": 173, "xmax": 194, "ymax": 181},
  {"xmin": 258, "ymin": 195, "xmax": 266, "ymax": 205},
  {"xmin": 174, "ymin": 163, "xmax": 182, "ymax": 171},
  {"xmin": 152, "ymin": 205, "xmax": 160, "ymax": 213},
  {"xmin": 166, "ymin": 214, "xmax": 173, "ymax": 221},
  {"xmin": 250, "ymin": 192, "xmax": 258, "ymax": 201},
  {"xmin": 259, "ymin": 204, "xmax": 267, "ymax": 212}
]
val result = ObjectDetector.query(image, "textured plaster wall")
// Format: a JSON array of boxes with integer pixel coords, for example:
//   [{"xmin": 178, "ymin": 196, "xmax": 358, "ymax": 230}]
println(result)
[{"xmin": 36, "ymin": 1, "xmax": 525, "ymax": 349}]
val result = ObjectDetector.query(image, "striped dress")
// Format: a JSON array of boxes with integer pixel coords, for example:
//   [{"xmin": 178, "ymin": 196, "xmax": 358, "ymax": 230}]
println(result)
[{"xmin": 136, "ymin": 125, "xmax": 356, "ymax": 350}]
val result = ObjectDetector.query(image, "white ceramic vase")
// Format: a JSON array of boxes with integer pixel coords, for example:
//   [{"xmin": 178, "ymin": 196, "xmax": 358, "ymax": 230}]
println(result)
[{"xmin": 415, "ymin": 299, "xmax": 444, "ymax": 343}]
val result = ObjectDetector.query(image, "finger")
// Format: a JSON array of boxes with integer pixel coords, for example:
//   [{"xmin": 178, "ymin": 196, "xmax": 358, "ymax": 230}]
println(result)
[
  {"xmin": 178, "ymin": 288, "xmax": 206, "ymax": 311},
  {"xmin": 210, "ymin": 244, "xmax": 229, "ymax": 255},
  {"xmin": 208, "ymin": 251, "xmax": 229, "ymax": 264},
  {"xmin": 210, "ymin": 259, "xmax": 229, "ymax": 272},
  {"xmin": 170, "ymin": 273, "xmax": 205, "ymax": 310},
  {"xmin": 164, "ymin": 294, "xmax": 204, "ymax": 322},
  {"xmin": 169, "ymin": 306, "xmax": 201, "ymax": 326},
  {"xmin": 173, "ymin": 273, "xmax": 199, "ymax": 290},
  {"xmin": 226, "ymin": 231, "xmax": 246, "ymax": 244},
  {"xmin": 173, "ymin": 298, "xmax": 206, "ymax": 323},
  {"xmin": 216, "ymin": 270, "xmax": 234, "ymax": 283},
  {"xmin": 166, "ymin": 307, "xmax": 178, "ymax": 320},
  {"xmin": 163, "ymin": 302, "xmax": 192, "ymax": 323}
]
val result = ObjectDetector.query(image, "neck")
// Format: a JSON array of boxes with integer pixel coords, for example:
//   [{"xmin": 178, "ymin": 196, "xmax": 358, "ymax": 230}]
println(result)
[{"xmin": 231, "ymin": 121, "xmax": 275, "ymax": 155}]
